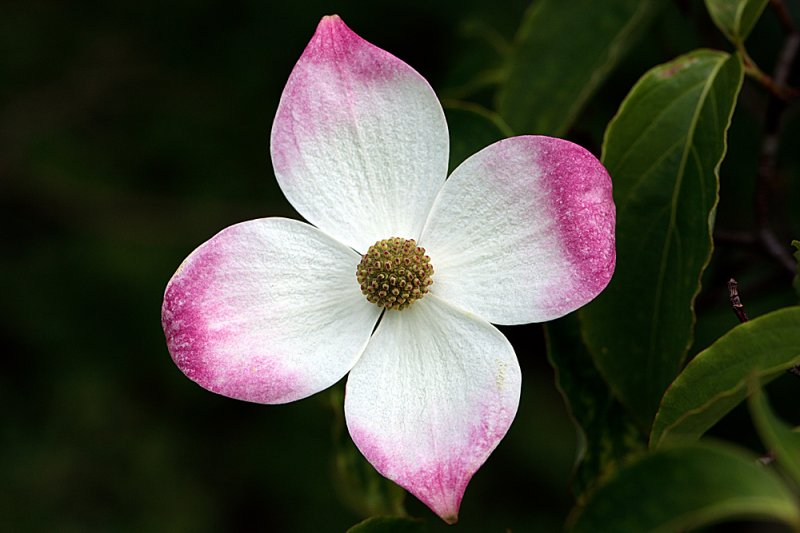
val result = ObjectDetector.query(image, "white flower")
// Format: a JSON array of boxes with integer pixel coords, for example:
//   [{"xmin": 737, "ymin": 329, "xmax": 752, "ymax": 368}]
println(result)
[{"xmin": 162, "ymin": 15, "xmax": 615, "ymax": 524}]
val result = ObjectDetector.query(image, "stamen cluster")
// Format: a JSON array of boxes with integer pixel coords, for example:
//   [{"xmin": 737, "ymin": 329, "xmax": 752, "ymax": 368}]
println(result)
[{"xmin": 356, "ymin": 237, "xmax": 434, "ymax": 310}]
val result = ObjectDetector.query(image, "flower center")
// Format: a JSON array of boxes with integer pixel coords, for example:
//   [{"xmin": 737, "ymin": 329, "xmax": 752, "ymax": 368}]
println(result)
[{"xmin": 356, "ymin": 237, "xmax": 434, "ymax": 310}]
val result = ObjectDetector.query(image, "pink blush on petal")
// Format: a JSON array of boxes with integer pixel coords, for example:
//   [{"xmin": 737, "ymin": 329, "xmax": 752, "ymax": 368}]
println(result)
[
  {"xmin": 162, "ymin": 231, "xmax": 303, "ymax": 404},
  {"xmin": 533, "ymin": 137, "xmax": 616, "ymax": 315},
  {"xmin": 302, "ymin": 15, "xmax": 405, "ymax": 82},
  {"xmin": 271, "ymin": 15, "xmax": 415, "ymax": 182},
  {"xmin": 348, "ymin": 425, "xmax": 465, "ymax": 524},
  {"xmin": 348, "ymin": 402, "xmax": 515, "ymax": 524},
  {"xmin": 270, "ymin": 14, "xmax": 449, "ymax": 254}
]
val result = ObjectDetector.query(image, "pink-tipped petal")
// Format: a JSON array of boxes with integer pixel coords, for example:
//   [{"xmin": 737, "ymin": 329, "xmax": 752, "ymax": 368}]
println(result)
[
  {"xmin": 344, "ymin": 295, "xmax": 521, "ymax": 523},
  {"xmin": 271, "ymin": 15, "xmax": 449, "ymax": 253},
  {"xmin": 162, "ymin": 218, "xmax": 380, "ymax": 404},
  {"xmin": 420, "ymin": 136, "xmax": 615, "ymax": 325}
]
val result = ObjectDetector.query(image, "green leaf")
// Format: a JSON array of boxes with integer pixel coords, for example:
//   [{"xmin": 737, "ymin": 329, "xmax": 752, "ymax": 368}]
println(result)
[
  {"xmin": 545, "ymin": 315, "xmax": 645, "ymax": 502},
  {"xmin": 792, "ymin": 240, "xmax": 800, "ymax": 298},
  {"xmin": 749, "ymin": 382, "xmax": 800, "ymax": 486},
  {"xmin": 443, "ymin": 101, "xmax": 511, "ymax": 173},
  {"xmin": 497, "ymin": 0, "xmax": 662, "ymax": 136},
  {"xmin": 580, "ymin": 50, "xmax": 744, "ymax": 428},
  {"xmin": 568, "ymin": 442, "xmax": 800, "ymax": 533},
  {"xmin": 651, "ymin": 307, "xmax": 800, "ymax": 448},
  {"xmin": 705, "ymin": 0, "xmax": 769, "ymax": 45},
  {"xmin": 346, "ymin": 516, "xmax": 427, "ymax": 533}
]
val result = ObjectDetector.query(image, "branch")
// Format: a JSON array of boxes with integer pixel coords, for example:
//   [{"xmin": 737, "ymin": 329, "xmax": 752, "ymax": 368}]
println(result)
[
  {"xmin": 727, "ymin": 278, "xmax": 749, "ymax": 323},
  {"xmin": 749, "ymin": 0, "xmax": 800, "ymax": 100},
  {"xmin": 752, "ymin": 0, "xmax": 799, "ymax": 274},
  {"xmin": 770, "ymin": 0, "xmax": 797, "ymax": 34}
]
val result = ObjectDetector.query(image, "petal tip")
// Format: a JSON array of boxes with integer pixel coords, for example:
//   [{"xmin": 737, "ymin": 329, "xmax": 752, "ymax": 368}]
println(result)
[
  {"xmin": 431, "ymin": 495, "xmax": 462, "ymax": 525},
  {"xmin": 320, "ymin": 13, "xmax": 341, "ymax": 21},
  {"xmin": 308, "ymin": 13, "xmax": 360, "ymax": 58},
  {"xmin": 442, "ymin": 513, "xmax": 459, "ymax": 525},
  {"xmin": 316, "ymin": 14, "xmax": 346, "ymax": 34}
]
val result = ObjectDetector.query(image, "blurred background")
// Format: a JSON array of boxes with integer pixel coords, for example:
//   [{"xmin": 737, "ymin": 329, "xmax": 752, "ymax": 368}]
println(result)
[{"xmin": 2, "ymin": 0, "xmax": 799, "ymax": 531}]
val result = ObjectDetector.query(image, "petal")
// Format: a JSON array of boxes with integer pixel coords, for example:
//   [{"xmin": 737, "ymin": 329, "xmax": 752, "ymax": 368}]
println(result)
[
  {"xmin": 162, "ymin": 218, "xmax": 381, "ymax": 404},
  {"xmin": 420, "ymin": 135, "xmax": 615, "ymax": 325},
  {"xmin": 344, "ymin": 295, "xmax": 521, "ymax": 523},
  {"xmin": 271, "ymin": 15, "xmax": 449, "ymax": 253}
]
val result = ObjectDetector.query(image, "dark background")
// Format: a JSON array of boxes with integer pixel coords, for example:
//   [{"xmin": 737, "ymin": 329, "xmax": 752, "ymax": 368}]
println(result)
[{"xmin": 3, "ymin": 1, "xmax": 799, "ymax": 531}]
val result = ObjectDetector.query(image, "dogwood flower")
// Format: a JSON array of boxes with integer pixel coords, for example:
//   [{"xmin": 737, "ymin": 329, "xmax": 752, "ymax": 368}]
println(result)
[{"xmin": 162, "ymin": 15, "xmax": 615, "ymax": 524}]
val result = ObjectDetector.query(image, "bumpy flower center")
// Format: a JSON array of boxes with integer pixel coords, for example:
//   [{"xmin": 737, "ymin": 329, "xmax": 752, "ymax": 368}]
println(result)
[{"xmin": 356, "ymin": 237, "xmax": 434, "ymax": 310}]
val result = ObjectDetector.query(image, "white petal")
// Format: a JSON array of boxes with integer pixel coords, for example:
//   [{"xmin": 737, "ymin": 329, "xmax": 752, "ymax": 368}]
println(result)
[
  {"xmin": 271, "ymin": 15, "xmax": 449, "ymax": 253},
  {"xmin": 420, "ymin": 136, "xmax": 616, "ymax": 325},
  {"xmin": 344, "ymin": 295, "xmax": 521, "ymax": 523},
  {"xmin": 162, "ymin": 218, "xmax": 380, "ymax": 404}
]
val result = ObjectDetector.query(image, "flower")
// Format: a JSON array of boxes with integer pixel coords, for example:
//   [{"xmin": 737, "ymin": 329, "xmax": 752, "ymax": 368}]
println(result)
[{"xmin": 162, "ymin": 14, "xmax": 615, "ymax": 524}]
